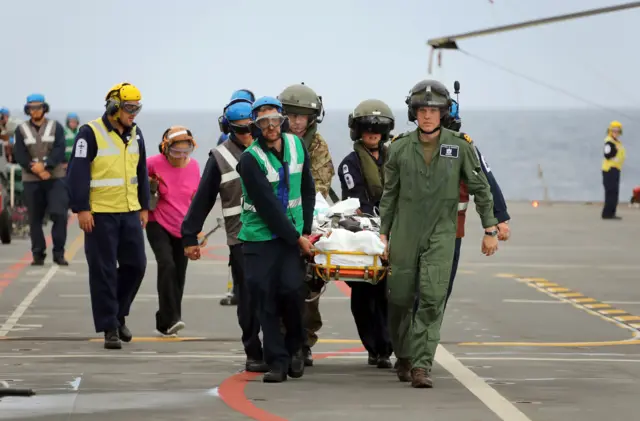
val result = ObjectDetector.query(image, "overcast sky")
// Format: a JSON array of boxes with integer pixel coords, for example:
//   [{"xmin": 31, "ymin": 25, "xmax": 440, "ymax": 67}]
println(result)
[{"xmin": 2, "ymin": 0, "xmax": 638, "ymax": 113}]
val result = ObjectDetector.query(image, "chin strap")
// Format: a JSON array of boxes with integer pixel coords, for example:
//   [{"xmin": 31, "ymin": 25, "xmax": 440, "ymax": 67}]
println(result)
[{"xmin": 419, "ymin": 125, "xmax": 441, "ymax": 135}]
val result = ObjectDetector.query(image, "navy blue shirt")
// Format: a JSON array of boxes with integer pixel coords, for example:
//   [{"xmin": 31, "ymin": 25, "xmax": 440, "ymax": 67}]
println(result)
[
  {"xmin": 338, "ymin": 149, "xmax": 386, "ymax": 216},
  {"xmin": 475, "ymin": 146, "xmax": 510, "ymax": 223},
  {"xmin": 65, "ymin": 113, "xmax": 150, "ymax": 213},
  {"xmin": 13, "ymin": 119, "xmax": 66, "ymax": 174}
]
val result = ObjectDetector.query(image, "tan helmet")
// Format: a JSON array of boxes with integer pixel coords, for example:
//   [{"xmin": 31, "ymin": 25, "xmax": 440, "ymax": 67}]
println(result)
[{"xmin": 277, "ymin": 82, "xmax": 324, "ymax": 123}]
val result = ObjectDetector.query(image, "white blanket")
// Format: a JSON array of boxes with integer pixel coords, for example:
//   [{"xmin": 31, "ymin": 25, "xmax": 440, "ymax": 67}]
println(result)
[{"xmin": 313, "ymin": 228, "xmax": 386, "ymax": 267}]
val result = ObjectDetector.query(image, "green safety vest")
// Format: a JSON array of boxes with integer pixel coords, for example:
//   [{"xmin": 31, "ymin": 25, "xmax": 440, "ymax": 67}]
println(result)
[
  {"xmin": 238, "ymin": 133, "xmax": 305, "ymax": 242},
  {"xmin": 64, "ymin": 126, "xmax": 78, "ymax": 161}
]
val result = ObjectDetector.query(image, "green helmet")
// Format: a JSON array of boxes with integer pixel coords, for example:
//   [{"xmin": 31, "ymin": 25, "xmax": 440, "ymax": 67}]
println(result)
[
  {"xmin": 405, "ymin": 79, "xmax": 451, "ymax": 122},
  {"xmin": 348, "ymin": 99, "xmax": 395, "ymax": 141},
  {"xmin": 278, "ymin": 82, "xmax": 324, "ymax": 122}
]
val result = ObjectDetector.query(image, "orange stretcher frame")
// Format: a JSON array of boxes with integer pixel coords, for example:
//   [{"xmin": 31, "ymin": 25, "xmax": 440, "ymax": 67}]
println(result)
[{"xmin": 310, "ymin": 250, "xmax": 388, "ymax": 285}]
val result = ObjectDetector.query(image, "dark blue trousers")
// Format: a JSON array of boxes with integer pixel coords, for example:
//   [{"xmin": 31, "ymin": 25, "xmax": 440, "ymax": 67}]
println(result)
[
  {"xmin": 243, "ymin": 239, "xmax": 305, "ymax": 371},
  {"xmin": 85, "ymin": 211, "xmax": 146, "ymax": 333},
  {"xmin": 347, "ymin": 279, "xmax": 392, "ymax": 357},
  {"xmin": 23, "ymin": 179, "xmax": 68, "ymax": 258}
]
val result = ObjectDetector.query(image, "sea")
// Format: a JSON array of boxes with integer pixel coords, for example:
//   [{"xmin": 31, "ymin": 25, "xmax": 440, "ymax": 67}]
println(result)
[{"xmin": 28, "ymin": 108, "xmax": 640, "ymax": 202}]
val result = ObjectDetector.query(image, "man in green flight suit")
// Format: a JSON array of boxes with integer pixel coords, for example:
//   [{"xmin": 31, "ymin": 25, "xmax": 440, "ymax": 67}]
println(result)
[
  {"xmin": 379, "ymin": 79, "xmax": 499, "ymax": 388},
  {"xmin": 63, "ymin": 112, "xmax": 80, "ymax": 169}
]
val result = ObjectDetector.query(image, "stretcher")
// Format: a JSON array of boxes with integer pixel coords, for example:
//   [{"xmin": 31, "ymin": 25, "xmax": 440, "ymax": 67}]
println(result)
[{"xmin": 305, "ymin": 245, "xmax": 388, "ymax": 303}]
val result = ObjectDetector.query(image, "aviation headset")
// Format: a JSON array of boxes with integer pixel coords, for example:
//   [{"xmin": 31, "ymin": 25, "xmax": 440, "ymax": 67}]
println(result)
[{"xmin": 218, "ymin": 98, "xmax": 253, "ymax": 134}]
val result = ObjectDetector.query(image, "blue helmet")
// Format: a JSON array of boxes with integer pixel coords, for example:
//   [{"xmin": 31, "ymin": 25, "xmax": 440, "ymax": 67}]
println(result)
[
  {"xmin": 26, "ymin": 93, "xmax": 46, "ymax": 104},
  {"xmin": 230, "ymin": 89, "xmax": 255, "ymax": 103},
  {"xmin": 24, "ymin": 93, "xmax": 49, "ymax": 115},
  {"xmin": 251, "ymin": 96, "xmax": 283, "ymax": 120},
  {"xmin": 225, "ymin": 100, "xmax": 252, "ymax": 122},
  {"xmin": 66, "ymin": 112, "xmax": 79, "ymax": 121},
  {"xmin": 0, "ymin": 107, "xmax": 9, "ymax": 116}
]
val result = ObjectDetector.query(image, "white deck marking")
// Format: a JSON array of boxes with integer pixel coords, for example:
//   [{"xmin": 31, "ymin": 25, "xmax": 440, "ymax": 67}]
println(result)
[
  {"xmin": 0, "ymin": 265, "xmax": 60, "ymax": 336},
  {"xmin": 435, "ymin": 345, "xmax": 533, "ymax": 421}
]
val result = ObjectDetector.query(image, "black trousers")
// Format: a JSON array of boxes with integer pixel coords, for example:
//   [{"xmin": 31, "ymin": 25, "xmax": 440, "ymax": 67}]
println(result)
[
  {"xmin": 243, "ymin": 239, "xmax": 306, "ymax": 371},
  {"xmin": 347, "ymin": 279, "xmax": 392, "ymax": 357},
  {"xmin": 146, "ymin": 221, "xmax": 188, "ymax": 332},
  {"xmin": 85, "ymin": 212, "xmax": 146, "ymax": 333},
  {"xmin": 23, "ymin": 179, "xmax": 68, "ymax": 258},
  {"xmin": 602, "ymin": 169, "xmax": 620, "ymax": 218},
  {"xmin": 229, "ymin": 243, "xmax": 263, "ymax": 360}
]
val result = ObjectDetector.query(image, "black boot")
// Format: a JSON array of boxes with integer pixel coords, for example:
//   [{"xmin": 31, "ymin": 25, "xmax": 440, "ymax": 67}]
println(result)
[
  {"xmin": 31, "ymin": 254, "xmax": 45, "ymax": 266},
  {"xmin": 302, "ymin": 346, "xmax": 313, "ymax": 367},
  {"xmin": 246, "ymin": 358, "xmax": 269, "ymax": 373},
  {"xmin": 104, "ymin": 330, "xmax": 122, "ymax": 350},
  {"xmin": 288, "ymin": 350, "xmax": 305, "ymax": 378},
  {"xmin": 53, "ymin": 255, "xmax": 69, "ymax": 266},
  {"xmin": 118, "ymin": 318, "xmax": 132, "ymax": 343},
  {"xmin": 377, "ymin": 355, "xmax": 393, "ymax": 369},
  {"xmin": 368, "ymin": 353, "xmax": 378, "ymax": 366},
  {"xmin": 263, "ymin": 370, "xmax": 287, "ymax": 383}
]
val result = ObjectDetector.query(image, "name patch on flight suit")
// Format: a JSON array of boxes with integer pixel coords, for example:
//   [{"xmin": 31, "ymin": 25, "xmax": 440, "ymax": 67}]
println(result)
[{"xmin": 440, "ymin": 144, "xmax": 459, "ymax": 158}]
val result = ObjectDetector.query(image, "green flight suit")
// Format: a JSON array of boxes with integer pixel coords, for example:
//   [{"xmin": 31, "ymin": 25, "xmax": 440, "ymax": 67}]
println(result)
[{"xmin": 379, "ymin": 128, "xmax": 497, "ymax": 371}]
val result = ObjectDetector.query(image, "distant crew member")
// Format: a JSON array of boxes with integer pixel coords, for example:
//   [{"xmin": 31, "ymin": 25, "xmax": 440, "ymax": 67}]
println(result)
[
  {"xmin": 1, "ymin": 107, "xmax": 23, "ymax": 164},
  {"xmin": 12, "ymin": 94, "xmax": 69, "ymax": 266},
  {"xmin": 236, "ymin": 96, "xmax": 316, "ymax": 382},
  {"xmin": 66, "ymin": 82, "xmax": 150, "ymax": 349},
  {"xmin": 63, "ymin": 113, "xmax": 80, "ymax": 169},
  {"xmin": 602, "ymin": 121, "xmax": 625, "ymax": 220},
  {"xmin": 338, "ymin": 99, "xmax": 394, "ymax": 369},
  {"xmin": 182, "ymin": 98, "xmax": 268, "ymax": 373},
  {"xmin": 216, "ymin": 88, "xmax": 255, "ymax": 304},
  {"xmin": 278, "ymin": 83, "xmax": 335, "ymax": 366}
]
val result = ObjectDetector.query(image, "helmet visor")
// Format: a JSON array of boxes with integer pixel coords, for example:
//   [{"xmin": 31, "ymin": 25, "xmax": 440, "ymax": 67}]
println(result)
[
  {"xmin": 229, "ymin": 122, "xmax": 252, "ymax": 134},
  {"xmin": 356, "ymin": 116, "xmax": 393, "ymax": 134}
]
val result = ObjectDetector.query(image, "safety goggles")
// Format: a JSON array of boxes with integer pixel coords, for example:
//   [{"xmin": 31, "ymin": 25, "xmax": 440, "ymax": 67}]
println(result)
[
  {"xmin": 26, "ymin": 104, "xmax": 44, "ymax": 111},
  {"xmin": 168, "ymin": 145, "xmax": 194, "ymax": 158},
  {"xmin": 611, "ymin": 128, "xmax": 621, "ymax": 133},
  {"xmin": 229, "ymin": 122, "xmax": 252, "ymax": 135},
  {"xmin": 254, "ymin": 113, "xmax": 285, "ymax": 130},
  {"xmin": 121, "ymin": 102, "xmax": 142, "ymax": 115}
]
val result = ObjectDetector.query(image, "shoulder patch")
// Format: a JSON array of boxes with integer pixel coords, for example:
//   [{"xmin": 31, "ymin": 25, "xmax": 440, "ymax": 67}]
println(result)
[{"xmin": 391, "ymin": 131, "xmax": 408, "ymax": 143}]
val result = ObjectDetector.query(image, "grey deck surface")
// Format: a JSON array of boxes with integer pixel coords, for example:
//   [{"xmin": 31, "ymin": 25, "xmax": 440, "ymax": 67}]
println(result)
[{"xmin": 1, "ymin": 201, "xmax": 639, "ymax": 420}]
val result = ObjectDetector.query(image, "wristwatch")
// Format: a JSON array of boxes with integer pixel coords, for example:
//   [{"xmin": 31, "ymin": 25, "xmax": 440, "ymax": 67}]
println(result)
[{"xmin": 484, "ymin": 229, "xmax": 498, "ymax": 237}]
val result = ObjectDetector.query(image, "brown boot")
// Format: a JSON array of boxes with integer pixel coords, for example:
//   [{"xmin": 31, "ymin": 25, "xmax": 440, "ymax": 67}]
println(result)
[
  {"xmin": 395, "ymin": 358, "xmax": 412, "ymax": 382},
  {"xmin": 411, "ymin": 368, "xmax": 433, "ymax": 388}
]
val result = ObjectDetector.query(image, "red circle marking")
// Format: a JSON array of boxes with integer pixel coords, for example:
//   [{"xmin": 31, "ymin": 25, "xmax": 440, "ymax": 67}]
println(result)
[{"xmin": 218, "ymin": 346, "xmax": 365, "ymax": 420}]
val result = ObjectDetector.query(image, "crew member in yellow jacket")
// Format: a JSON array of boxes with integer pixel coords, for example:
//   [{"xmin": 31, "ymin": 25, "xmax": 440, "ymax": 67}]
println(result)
[
  {"xmin": 66, "ymin": 82, "xmax": 151, "ymax": 349},
  {"xmin": 601, "ymin": 120, "xmax": 626, "ymax": 219}
]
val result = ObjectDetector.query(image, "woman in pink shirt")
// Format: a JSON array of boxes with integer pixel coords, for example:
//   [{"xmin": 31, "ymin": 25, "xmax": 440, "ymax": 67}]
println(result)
[{"xmin": 146, "ymin": 126, "xmax": 202, "ymax": 337}]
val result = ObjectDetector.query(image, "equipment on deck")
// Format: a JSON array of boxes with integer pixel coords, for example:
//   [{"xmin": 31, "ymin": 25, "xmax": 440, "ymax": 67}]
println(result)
[
  {"xmin": 0, "ymin": 380, "xmax": 35, "ymax": 401},
  {"xmin": 0, "ymin": 163, "xmax": 29, "ymax": 244}
]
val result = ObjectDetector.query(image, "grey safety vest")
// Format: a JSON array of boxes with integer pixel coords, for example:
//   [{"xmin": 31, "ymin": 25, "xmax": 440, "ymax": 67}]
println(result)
[
  {"xmin": 211, "ymin": 139, "xmax": 244, "ymax": 246},
  {"xmin": 19, "ymin": 119, "xmax": 65, "ymax": 182}
]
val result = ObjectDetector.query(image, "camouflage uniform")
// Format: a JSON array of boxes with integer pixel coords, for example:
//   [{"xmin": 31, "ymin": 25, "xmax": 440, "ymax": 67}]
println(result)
[{"xmin": 279, "ymin": 83, "xmax": 335, "ymax": 365}]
